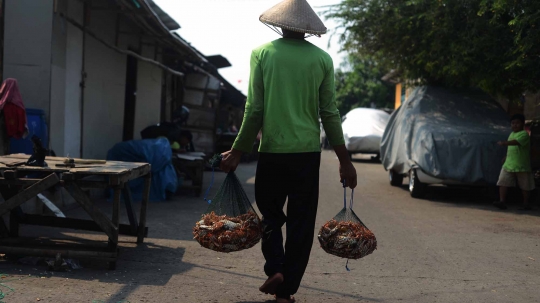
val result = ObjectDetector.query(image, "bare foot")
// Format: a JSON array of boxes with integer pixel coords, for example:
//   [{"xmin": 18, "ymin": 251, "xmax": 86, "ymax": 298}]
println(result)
[
  {"xmin": 259, "ymin": 272, "xmax": 284, "ymax": 295},
  {"xmin": 276, "ymin": 296, "xmax": 295, "ymax": 303}
]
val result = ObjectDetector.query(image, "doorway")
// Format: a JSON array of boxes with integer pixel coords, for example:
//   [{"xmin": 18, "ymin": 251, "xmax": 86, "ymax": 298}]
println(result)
[{"xmin": 123, "ymin": 53, "xmax": 138, "ymax": 141}]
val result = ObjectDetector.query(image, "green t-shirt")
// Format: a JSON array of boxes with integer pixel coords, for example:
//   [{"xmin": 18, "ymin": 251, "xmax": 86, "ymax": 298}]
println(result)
[
  {"xmin": 503, "ymin": 130, "xmax": 531, "ymax": 172},
  {"xmin": 232, "ymin": 38, "xmax": 345, "ymax": 153}
]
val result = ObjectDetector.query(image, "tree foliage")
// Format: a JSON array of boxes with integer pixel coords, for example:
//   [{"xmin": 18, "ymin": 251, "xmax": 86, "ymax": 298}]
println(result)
[
  {"xmin": 326, "ymin": 0, "xmax": 540, "ymax": 99},
  {"xmin": 479, "ymin": 0, "xmax": 540, "ymax": 93},
  {"xmin": 334, "ymin": 55, "xmax": 393, "ymax": 116}
]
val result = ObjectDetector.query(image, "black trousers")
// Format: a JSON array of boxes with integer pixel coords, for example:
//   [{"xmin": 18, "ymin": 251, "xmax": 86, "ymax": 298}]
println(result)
[{"xmin": 255, "ymin": 152, "xmax": 321, "ymax": 297}]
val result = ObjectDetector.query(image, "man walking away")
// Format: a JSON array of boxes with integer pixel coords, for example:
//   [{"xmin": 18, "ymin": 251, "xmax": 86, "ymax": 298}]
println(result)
[{"xmin": 218, "ymin": 0, "xmax": 357, "ymax": 302}]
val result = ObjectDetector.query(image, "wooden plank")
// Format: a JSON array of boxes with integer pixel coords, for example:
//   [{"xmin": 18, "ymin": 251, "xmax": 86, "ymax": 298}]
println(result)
[
  {"xmin": 37, "ymin": 193, "xmax": 66, "ymax": 218},
  {"xmin": 0, "ymin": 166, "xmax": 69, "ymax": 174},
  {"xmin": 122, "ymin": 164, "xmax": 151, "ymax": 183},
  {"xmin": 64, "ymin": 183, "xmax": 118, "ymax": 244},
  {"xmin": 130, "ymin": 164, "xmax": 152, "ymax": 179},
  {"xmin": 0, "ymin": 178, "xmax": 42, "ymax": 186},
  {"xmin": 18, "ymin": 214, "xmax": 147, "ymax": 237},
  {"xmin": 0, "ymin": 174, "xmax": 60, "ymax": 216},
  {"xmin": 6, "ymin": 154, "xmax": 105, "ymax": 163},
  {"xmin": 3, "ymin": 170, "xmax": 17, "ymax": 180},
  {"xmin": 137, "ymin": 173, "xmax": 151, "ymax": 244},
  {"xmin": 74, "ymin": 180, "xmax": 111, "ymax": 189},
  {"xmin": 0, "ymin": 155, "xmax": 149, "ymax": 177},
  {"xmin": 122, "ymin": 187, "xmax": 138, "ymax": 234}
]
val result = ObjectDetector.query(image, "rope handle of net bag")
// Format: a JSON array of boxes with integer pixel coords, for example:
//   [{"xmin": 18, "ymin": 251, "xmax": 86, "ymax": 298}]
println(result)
[
  {"xmin": 342, "ymin": 180, "xmax": 355, "ymax": 272},
  {"xmin": 203, "ymin": 155, "xmax": 222, "ymax": 204},
  {"xmin": 342, "ymin": 180, "xmax": 354, "ymax": 210}
]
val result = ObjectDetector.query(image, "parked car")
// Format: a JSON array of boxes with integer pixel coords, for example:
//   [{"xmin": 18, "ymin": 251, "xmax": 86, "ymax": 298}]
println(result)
[
  {"xmin": 342, "ymin": 108, "xmax": 390, "ymax": 160},
  {"xmin": 381, "ymin": 86, "xmax": 510, "ymax": 198}
]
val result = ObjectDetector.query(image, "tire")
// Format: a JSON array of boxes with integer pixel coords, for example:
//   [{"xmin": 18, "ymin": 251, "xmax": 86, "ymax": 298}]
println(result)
[
  {"xmin": 389, "ymin": 170, "xmax": 404, "ymax": 186},
  {"xmin": 409, "ymin": 169, "xmax": 427, "ymax": 198}
]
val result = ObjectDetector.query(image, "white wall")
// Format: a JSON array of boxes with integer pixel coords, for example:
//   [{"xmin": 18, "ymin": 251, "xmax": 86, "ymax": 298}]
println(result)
[
  {"xmin": 63, "ymin": 1, "xmax": 84, "ymax": 158},
  {"xmin": 82, "ymin": 10, "xmax": 126, "ymax": 159},
  {"xmin": 133, "ymin": 45, "xmax": 162, "ymax": 140},
  {"xmin": 33, "ymin": 0, "xmax": 167, "ymax": 159},
  {"xmin": 49, "ymin": 0, "xmax": 84, "ymax": 157},
  {"xmin": 50, "ymin": 0, "xmax": 68, "ymax": 155},
  {"xmin": 3, "ymin": 0, "xmax": 54, "ymax": 117}
]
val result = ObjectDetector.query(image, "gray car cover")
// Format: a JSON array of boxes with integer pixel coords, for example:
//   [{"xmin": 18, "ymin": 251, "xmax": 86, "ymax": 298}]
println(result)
[{"xmin": 381, "ymin": 86, "xmax": 511, "ymax": 184}]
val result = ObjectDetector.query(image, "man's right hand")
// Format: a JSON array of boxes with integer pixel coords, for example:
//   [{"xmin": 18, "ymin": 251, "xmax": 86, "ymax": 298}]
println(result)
[{"xmin": 332, "ymin": 144, "xmax": 358, "ymax": 189}]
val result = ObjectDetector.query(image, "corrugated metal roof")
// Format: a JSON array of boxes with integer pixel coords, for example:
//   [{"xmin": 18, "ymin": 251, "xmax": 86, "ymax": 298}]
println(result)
[
  {"xmin": 206, "ymin": 55, "xmax": 232, "ymax": 69},
  {"xmin": 114, "ymin": 0, "xmax": 208, "ymax": 65},
  {"xmin": 147, "ymin": 0, "xmax": 180, "ymax": 30}
]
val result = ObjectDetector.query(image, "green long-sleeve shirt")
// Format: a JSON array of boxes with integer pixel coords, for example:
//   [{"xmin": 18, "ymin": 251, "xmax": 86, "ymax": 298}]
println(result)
[{"xmin": 232, "ymin": 38, "xmax": 345, "ymax": 153}]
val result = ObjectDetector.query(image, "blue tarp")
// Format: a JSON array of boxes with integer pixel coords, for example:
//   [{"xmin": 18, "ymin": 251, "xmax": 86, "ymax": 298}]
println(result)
[{"xmin": 107, "ymin": 138, "xmax": 178, "ymax": 201}]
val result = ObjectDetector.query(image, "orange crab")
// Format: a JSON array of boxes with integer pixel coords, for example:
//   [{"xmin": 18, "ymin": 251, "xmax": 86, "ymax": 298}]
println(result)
[
  {"xmin": 193, "ymin": 211, "xmax": 263, "ymax": 253},
  {"xmin": 318, "ymin": 219, "xmax": 377, "ymax": 259}
]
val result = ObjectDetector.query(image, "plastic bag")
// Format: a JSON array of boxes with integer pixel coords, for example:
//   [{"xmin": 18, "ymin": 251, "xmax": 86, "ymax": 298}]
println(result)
[
  {"xmin": 193, "ymin": 155, "xmax": 262, "ymax": 253},
  {"xmin": 318, "ymin": 185, "xmax": 377, "ymax": 260}
]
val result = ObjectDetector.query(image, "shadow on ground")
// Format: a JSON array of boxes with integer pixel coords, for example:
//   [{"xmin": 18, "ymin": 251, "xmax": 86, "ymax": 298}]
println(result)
[{"xmin": 398, "ymin": 183, "xmax": 540, "ymax": 216}]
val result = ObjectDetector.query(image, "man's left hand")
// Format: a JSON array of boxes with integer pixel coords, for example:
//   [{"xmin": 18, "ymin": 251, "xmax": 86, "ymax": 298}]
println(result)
[{"xmin": 220, "ymin": 149, "xmax": 242, "ymax": 173}]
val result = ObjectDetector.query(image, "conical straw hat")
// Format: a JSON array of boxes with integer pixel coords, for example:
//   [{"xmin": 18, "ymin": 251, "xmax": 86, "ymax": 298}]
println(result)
[{"xmin": 260, "ymin": 0, "xmax": 327, "ymax": 36}]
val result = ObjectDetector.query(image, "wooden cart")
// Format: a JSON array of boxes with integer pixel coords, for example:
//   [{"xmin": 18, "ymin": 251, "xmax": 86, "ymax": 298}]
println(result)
[{"xmin": 0, "ymin": 154, "xmax": 151, "ymax": 269}]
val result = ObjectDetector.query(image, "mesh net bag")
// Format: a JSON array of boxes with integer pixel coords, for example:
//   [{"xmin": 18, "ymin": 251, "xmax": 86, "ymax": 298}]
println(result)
[
  {"xmin": 318, "ymin": 185, "xmax": 377, "ymax": 260},
  {"xmin": 193, "ymin": 155, "xmax": 262, "ymax": 253}
]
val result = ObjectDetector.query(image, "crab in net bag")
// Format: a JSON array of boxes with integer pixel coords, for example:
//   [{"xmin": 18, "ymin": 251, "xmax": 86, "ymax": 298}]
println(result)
[
  {"xmin": 318, "ymin": 185, "xmax": 377, "ymax": 260},
  {"xmin": 193, "ymin": 155, "xmax": 262, "ymax": 253}
]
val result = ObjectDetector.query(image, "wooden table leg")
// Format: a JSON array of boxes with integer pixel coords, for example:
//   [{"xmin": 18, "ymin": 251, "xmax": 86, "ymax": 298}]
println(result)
[
  {"xmin": 122, "ymin": 186, "xmax": 138, "ymax": 235},
  {"xmin": 137, "ymin": 173, "xmax": 151, "ymax": 244},
  {"xmin": 0, "ymin": 185, "xmax": 20, "ymax": 237},
  {"xmin": 111, "ymin": 189, "xmax": 120, "ymax": 241},
  {"xmin": 108, "ymin": 188, "xmax": 121, "ymax": 270},
  {"xmin": 64, "ymin": 183, "xmax": 118, "ymax": 243},
  {"xmin": 9, "ymin": 212, "xmax": 19, "ymax": 237}
]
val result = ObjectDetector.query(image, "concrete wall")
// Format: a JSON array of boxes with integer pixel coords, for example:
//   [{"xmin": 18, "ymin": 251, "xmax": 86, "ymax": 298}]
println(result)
[
  {"xmin": 5, "ymin": 0, "xmax": 166, "ymax": 160},
  {"xmin": 50, "ymin": 0, "xmax": 84, "ymax": 157},
  {"xmin": 82, "ymin": 9, "xmax": 126, "ymax": 159},
  {"xmin": 50, "ymin": 0, "xmax": 68, "ymax": 155},
  {"xmin": 81, "ymin": 6, "xmax": 165, "ymax": 158},
  {"xmin": 3, "ymin": 0, "xmax": 54, "ymax": 118},
  {"xmin": 133, "ymin": 45, "xmax": 162, "ymax": 140},
  {"xmin": 63, "ymin": 1, "xmax": 84, "ymax": 157}
]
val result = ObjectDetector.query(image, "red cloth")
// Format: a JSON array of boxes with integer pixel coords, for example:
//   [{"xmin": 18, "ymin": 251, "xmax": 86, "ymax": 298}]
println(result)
[
  {"xmin": 0, "ymin": 78, "xmax": 28, "ymax": 139},
  {"xmin": 4, "ymin": 103, "xmax": 26, "ymax": 139}
]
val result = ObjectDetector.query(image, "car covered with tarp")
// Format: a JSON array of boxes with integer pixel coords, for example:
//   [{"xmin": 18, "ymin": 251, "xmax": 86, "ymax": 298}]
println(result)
[
  {"xmin": 342, "ymin": 108, "xmax": 390, "ymax": 159},
  {"xmin": 381, "ymin": 86, "xmax": 511, "ymax": 198}
]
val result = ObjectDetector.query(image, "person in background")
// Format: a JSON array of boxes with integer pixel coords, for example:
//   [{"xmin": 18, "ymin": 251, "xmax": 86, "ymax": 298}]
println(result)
[
  {"xmin": 218, "ymin": 0, "xmax": 357, "ymax": 302},
  {"xmin": 173, "ymin": 130, "xmax": 195, "ymax": 153},
  {"xmin": 494, "ymin": 114, "xmax": 534, "ymax": 210}
]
